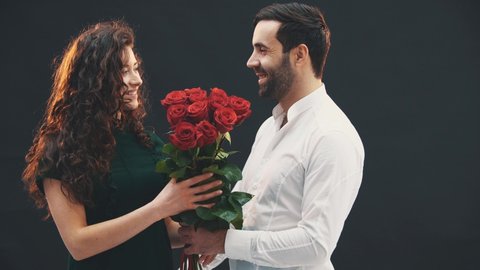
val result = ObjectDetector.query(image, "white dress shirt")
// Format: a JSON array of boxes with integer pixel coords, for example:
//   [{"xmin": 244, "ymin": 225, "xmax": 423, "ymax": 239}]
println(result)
[{"xmin": 224, "ymin": 84, "xmax": 364, "ymax": 270}]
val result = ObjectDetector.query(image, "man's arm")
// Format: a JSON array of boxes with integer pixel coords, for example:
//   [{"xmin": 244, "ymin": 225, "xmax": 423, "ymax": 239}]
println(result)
[{"xmin": 184, "ymin": 132, "xmax": 364, "ymax": 267}]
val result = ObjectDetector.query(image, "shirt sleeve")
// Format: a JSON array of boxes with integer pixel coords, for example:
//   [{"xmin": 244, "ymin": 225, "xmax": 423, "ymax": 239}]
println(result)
[{"xmin": 224, "ymin": 131, "xmax": 364, "ymax": 267}]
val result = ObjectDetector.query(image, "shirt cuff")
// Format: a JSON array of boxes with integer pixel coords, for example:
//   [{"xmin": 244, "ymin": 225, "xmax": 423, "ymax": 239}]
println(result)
[{"xmin": 224, "ymin": 229, "xmax": 258, "ymax": 262}]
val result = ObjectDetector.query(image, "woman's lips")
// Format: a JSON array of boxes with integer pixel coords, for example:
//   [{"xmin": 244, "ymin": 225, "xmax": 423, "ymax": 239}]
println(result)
[{"xmin": 123, "ymin": 90, "xmax": 137, "ymax": 101}]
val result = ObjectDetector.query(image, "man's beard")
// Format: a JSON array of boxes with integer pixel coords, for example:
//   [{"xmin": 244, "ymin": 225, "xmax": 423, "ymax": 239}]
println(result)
[{"xmin": 259, "ymin": 54, "xmax": 294, "ymax": 101}]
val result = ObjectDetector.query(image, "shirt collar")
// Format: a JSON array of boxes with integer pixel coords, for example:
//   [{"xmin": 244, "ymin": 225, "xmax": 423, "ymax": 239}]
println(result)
[{"xmin": 272, "ymin": 83, "xmax": 327, "ymax": 122}]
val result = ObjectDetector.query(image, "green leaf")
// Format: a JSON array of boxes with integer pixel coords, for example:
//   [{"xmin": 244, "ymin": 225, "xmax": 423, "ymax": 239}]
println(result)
[
  {"xmin": 228, "ymin": 195, "xmax": 242, "ymax": 212},
  {"xmin": 169, "ymin": 167, "xmax": 186, "ymax": 179},
  {"xmin": 202, "ymin": 164, "xmax": 220, "ymax": 174},
  {"xmin": 211, "ymin": 207, "xmax": 239, "ymax": 223},
  {"xmin": 218, "ymin": 163, "xmax": 243, "ymax": 183},
  {"xmin": 195, "ymin": 207, "xmax": 217, "ymax": 221},
  {"xmin": 175, "ymin": 150, "xmax": 192, "ymax": 167},
  {"xmin": 162, "ymin": 143, "xmax": 176, "ymax": 156},
  {"xmin": 231, "ymin": 215, "xmax": 244, "ymax": 229},
  {"xmin": 215, "ymin": 149, "xmax": 229, "ymax": 160},
  {"xmin": 227, "ymin": 199, "xmax": 244, "ymax": 229},
  {"xmin": 165, "ymin": 159, "xmax": 178, "ymax": 169},
  {"xmin": 155, "ymin": 160, "xmax": 172, "ymax": 174},
  {"xmin": 197, "ymin": 156, "xmax": 215, "ymax": 161},
  {"xmin": 231, "ymin": 191, "xmax": 253, "ymax": 206},
  {"xmin": 200, "ymin": 143, "xmax": 217, "ymax": 158},
  {"xmin": 224, "ymin": 132, "xmax": 231, "ymax": 144}
]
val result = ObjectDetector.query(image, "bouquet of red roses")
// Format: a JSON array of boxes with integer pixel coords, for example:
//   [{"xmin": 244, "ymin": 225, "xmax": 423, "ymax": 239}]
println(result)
[{"xmin": 156, "ymin": 86, "xmax": 253, "ymax": 231}]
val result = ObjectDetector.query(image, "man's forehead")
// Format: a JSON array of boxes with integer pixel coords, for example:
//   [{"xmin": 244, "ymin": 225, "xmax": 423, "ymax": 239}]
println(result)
[{"xmin": 252, "ymin": 20, "xmax": 282, "ymax": 46}]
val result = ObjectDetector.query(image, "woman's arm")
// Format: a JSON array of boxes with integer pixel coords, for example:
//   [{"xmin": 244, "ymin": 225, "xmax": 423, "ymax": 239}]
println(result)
[{"xmin": 44, "ymin": 173, "xmax": 221, "ymax": 261}]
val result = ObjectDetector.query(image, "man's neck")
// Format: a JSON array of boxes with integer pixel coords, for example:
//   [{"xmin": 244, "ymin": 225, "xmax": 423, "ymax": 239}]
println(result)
[{"xmin": 279, "ymin": 77, "xmax": 323, "ymax": 113}]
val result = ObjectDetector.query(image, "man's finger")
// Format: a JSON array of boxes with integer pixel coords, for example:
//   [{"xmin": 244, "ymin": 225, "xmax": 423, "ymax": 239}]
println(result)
[{"xmin": 202, "ymin": 255, "xmax": 216, "ymax": 266}]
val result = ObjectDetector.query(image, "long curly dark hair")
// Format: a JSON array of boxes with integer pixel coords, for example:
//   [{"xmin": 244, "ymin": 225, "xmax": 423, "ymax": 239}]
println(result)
[{"xmin": 23, "ymin": 20, "xmax": 152, "ymax": 212}]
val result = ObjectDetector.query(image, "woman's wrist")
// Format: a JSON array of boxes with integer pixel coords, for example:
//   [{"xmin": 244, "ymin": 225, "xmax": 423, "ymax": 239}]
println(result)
[{"xmin": 147, "ymin": 200, "xmax": 167, "ymax": 222}]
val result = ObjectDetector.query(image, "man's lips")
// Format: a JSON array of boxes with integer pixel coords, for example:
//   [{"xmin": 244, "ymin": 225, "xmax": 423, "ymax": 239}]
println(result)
[{"xmin": 255, "ymin": 72, "xmax": 267, "ymax": 84}]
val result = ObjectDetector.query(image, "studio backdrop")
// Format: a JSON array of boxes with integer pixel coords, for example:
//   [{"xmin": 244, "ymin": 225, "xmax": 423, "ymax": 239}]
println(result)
[{"xmin": 1, "ymin": 0, "xmax": 478, "ymax": 269}]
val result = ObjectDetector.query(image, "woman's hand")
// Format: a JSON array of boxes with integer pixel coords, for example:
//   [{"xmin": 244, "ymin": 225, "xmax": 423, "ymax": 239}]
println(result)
[{"xmin": 151, "ymin": 173, "xmax": 223, "ymax": 219}]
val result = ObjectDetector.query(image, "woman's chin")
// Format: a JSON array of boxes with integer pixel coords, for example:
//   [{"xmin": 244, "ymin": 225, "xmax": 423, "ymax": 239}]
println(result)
[{"xmin": 124, "ymin": 101, "xmax": 139, "ymax": 110}]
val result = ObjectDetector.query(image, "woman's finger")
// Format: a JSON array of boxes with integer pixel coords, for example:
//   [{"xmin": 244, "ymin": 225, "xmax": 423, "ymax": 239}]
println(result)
[
  {"xmin": 195, "ymin": 190, "xmax": 222, "ymax": 201},
  {"xmin": 184, "ymin": 173, "xmax": 213, "ymax": 187},
  {"xmin": 194, "ymin": 202, "xmax": 216, "ymax": 209},
  {"xmin": 193, "ymin": 180, "xmax": 222, "ymax": 194}
]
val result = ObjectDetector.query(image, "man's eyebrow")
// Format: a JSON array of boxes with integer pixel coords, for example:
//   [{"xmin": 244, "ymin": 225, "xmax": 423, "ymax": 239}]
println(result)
[{"xmin": 254, "ymin": 42, "xmax": 269, "ymax": 49}]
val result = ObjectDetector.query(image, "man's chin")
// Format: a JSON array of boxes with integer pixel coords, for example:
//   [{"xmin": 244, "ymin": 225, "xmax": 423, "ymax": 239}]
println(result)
[
  {"xmin": 258, "ymin": 85, "xmax": 269, "ymax": 98},
  {"xmin": 258, "ymin": 90, "xmax": 267, "ymax": 98}
]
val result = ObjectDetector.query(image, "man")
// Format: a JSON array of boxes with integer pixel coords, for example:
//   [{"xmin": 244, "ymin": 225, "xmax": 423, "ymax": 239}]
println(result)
[{"xmin": 180, "ymin": 2, "xmax": 364, "ymax": 269}]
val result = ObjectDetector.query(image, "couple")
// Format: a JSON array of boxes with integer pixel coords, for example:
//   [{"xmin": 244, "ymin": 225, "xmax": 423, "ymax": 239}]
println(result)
[{"xmin": 22, "ymin": 2, "xmax": 364, "ymax": 270}]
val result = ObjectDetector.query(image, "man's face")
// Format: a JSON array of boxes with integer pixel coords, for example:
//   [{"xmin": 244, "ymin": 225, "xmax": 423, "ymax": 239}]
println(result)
[{"xmin": 246, "ymin": 20, "xmax": 294, "ymax": 101}]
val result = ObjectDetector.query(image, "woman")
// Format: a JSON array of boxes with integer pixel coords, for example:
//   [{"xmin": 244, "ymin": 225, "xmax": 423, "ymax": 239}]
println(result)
[{"xmin": 22, "ymin": 21, "xmax": 221, "ymax": 269}]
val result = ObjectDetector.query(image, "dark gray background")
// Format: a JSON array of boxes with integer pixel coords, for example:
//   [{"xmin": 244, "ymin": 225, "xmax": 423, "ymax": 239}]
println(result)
[{"xmin": 1, "ymin": 0, "xmax": 479, "ymax": 269}]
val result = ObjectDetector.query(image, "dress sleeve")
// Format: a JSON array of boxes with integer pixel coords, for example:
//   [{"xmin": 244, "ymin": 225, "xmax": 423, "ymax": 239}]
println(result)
[{"xmin": 35, "ymin": 158, "xmax": 63, "ymax": 194}]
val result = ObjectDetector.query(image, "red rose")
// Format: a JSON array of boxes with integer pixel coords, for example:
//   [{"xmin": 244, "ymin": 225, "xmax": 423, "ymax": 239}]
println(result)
[
  {"xmin": 166, "ymin": 104, "xmax": 187, "ymax": 127},
  {"xmin": 210, "ymin": 87, "xmax": 228, "ymax": 98},
  {"xmin": 161, "ymin": 90, "xmax": 187, "ymax": 108},
  {"xmin": 196, "ymin": 120, "xmax": 218, "ymax": 147},
  {"xmin": 187, "ymin": 101, "xmax": 209, "ymax": 123},
  {"xmin": 169, "ymin": 121, "xmax": 197, "ymax": 150},
  {"xmin": 209, "ymin": 96, "xmax": 228, "ymax": 111},
  {"xmin": 209, "ymin": 88, "xmax": 229, "ymax": 111},
  {"xmin": 228, "ymin": 96, "xmax": 252, "ymax": 124},
  {"xmin": 214, "ymin": 107, "xmax": 237, "ymax": 133},
  {"xmin": 185, "ymin": 87, "xmax": 207, "ymax": 102}
]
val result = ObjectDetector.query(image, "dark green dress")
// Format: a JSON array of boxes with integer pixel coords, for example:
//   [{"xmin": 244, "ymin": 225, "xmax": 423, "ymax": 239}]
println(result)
[{"xmin": 37, "ymin": 130, "xmax": 173, "ymax": 270}]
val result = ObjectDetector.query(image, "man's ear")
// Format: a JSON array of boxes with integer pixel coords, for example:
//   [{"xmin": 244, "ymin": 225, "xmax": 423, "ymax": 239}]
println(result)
[{"xmin": 292, "ymin": 44, "xmax": 309, "ymax": 65}]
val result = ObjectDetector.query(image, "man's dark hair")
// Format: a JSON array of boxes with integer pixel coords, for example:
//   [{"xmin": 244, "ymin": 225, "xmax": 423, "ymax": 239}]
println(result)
[{"xmin": 254, "ymin": 2, "xmax": 331, "ymax": 78}]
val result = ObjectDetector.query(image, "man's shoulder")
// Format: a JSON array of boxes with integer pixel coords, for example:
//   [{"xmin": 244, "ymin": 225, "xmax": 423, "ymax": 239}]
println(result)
[{"xmin": 257, "ymin": 116, "xmax": 275, "ymax": 133}]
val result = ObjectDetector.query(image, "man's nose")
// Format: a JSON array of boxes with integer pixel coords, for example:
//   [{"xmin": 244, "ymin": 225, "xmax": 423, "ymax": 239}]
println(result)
[{"xmin": 246, "ymin": 53, "xmax": 259, "ymax": 68}]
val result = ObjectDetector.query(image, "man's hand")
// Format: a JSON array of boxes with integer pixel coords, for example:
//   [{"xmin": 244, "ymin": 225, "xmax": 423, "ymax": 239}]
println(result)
[
  {"xmin": 199, "ymin": 254, "xmax": 217, "ymax": 267},
  {"xmin": 178, "ymin": 226, "xmax": 227, "ymax": 255}
]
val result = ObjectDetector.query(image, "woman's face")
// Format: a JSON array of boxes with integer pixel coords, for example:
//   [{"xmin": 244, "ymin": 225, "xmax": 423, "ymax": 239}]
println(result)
[{"xmin": 121, "ymin": 46, "xmax": 142, "ymax": 110}]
